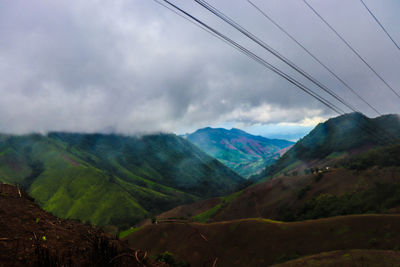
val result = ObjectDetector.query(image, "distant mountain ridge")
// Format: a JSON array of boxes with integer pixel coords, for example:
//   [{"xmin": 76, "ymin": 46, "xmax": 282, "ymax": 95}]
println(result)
[
  {"xmin": 0, "ymin": 132, "xmax": 244, "ymax": 229},
  {"xmin": 184, "ymin": 127, "xmax": 294, "ymax": 178}
]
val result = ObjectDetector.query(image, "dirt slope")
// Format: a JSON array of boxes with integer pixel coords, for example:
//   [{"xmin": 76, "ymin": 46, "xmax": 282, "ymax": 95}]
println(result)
[
  {"xmin": 0, "ymin": 183, "xmax": 164, "ymax": 267},
  {"xmin": 155, "ymin": 166, "xmax": 400, "ymax": 223},
  {"xmin": 125, "ymin": 215, "xmax": 400, "ymax": 267},
  {"xmin": 274, "ymin": 249, "xmax": 400, "ymax": 267}
]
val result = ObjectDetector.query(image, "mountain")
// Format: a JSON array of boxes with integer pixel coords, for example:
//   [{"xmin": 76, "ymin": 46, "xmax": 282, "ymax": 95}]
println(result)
[
  {"xmin": 0, "ymin": 183, "xmax": 159, "ymax": 266},
  {"xmin": 184, "ymin": 127, "xmax": 294, "ymax": 178},
  {"xmin": 258, "ymin": 112, "xmax": 400, "ymax": 180},
  {"xmin": 118, "ymin": 113, "xmax": 400, "ymax": 266},
  {"xmin": 0, "ymin": 132, "xmax": 244, "ymax": 229},
  {"xmin": 153, "ymin": 113, "xmax": 400, "ymax": 223}
]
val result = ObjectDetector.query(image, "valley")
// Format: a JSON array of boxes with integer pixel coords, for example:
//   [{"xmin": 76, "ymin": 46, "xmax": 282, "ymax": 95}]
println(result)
[
  {"xmin": 2, "ymin": 113, "xmax": 400, "ymax": 266},
  {"xmin": 0, "ymin": 133, "xmax": 244, "ymax": 229},
  {"xmin": 184, "ymin": 127, "xmax": 294, "ymax": 178}
]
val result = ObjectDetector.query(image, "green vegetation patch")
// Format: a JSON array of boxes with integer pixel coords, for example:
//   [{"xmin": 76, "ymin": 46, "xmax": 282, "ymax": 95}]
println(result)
[
  {"xmin": 341, "ymin": 144, "xmax": 400, "ymax": 170},
  {"xmin": 282, "ymin": 182, "xmax": 400, "ymax": 221},
  {"xmin": 0, "ymin": 132, "xmax": 244, "ymax": 230},
  {"xmin": 119, "ymin": 227, "xmax": 141, "ymax": 239},
  {"xmin": 192, "ymin": 190, "xmax": 243, "ymax": 222}
]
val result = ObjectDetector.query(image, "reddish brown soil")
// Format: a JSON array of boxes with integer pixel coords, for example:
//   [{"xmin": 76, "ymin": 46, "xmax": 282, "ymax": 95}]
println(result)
[{"xmin": 0, "ymin": 183, "xmax": 165, "ymax": 267}]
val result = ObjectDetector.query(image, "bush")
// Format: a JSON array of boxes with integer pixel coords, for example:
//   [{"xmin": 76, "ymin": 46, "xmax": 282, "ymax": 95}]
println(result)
[
  {"xmin": 290, "ymin": 182, "xmax": 400, "ymax": 221},
  {"xmin": 297, "ymin": 185, "xmax": 311, "ymax": 200},
  {"xmin": 155, "ymin": 251, "xmax": 190, "ymax": 267},
  {"xmin": 314, "ymin": 173, "xmax": 323, "ymax": 183}
]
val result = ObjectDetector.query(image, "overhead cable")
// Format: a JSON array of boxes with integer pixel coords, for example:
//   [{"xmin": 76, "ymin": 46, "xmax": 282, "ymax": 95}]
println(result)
[
  {"xmin": 153, "ymin": 0, "xmax": 345, "ymax": 114},
  {"xmin": 303, "ymin": 0, "xmax": 400, "ymax": 99},
  {"xmin": 360, "ymin": 0, "xmax": 400, "ymax": 51},
  {"xmin": 246, "ymin": 0, "xmax": 381, "ymax": 116},
  {"xmin": 152, "ymin": 0, "xmax": 392, "ymax": 145},
  {"xmin": 194, "ymin": 0, "xmax": 358, "ymax": 114}
]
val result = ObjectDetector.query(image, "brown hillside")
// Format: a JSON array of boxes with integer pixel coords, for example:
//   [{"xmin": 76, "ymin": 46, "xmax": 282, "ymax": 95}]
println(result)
[
  {"xmin": 0, "ymin": 183, "xmax": 165, "ymax": 267},
  {"xmin": 274, "ymin": 249, "xmax": 400, "ymax": 267},
  {"xmin": 157, "ymin": 167, "xmax": 400, "ymax": 223},
  {"xmin": 125, "ymin": 215, "xmax": 400, "ymax": 267},
  {"xmin": 157, "ymin": 197, "xmax": 221, "ymax": 220}
]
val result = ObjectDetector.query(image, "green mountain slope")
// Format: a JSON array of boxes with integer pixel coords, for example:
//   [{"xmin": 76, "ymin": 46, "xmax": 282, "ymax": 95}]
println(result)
[
  {"xmin": 185, "ymin": 127, "xmax": 294, "ymax": 178},
  {"xmin": 258, "ymin": 113, "xmax": 400, "ymax": 180},
  {"xmin": 0, "ymin": 133, "xmax": 244, "ymax": 229}
]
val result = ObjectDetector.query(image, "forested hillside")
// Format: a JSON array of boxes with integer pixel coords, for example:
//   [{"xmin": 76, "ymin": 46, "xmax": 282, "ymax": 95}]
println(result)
[{"xmin": 0, "ymin": 132, "xmax": 244, "ymax": 229}]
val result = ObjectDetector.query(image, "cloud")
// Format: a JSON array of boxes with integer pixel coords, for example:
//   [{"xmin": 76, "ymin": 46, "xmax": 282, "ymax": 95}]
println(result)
[{"xmin": 0, "ymin": 0, "xmax": 399, "ymax": 136}]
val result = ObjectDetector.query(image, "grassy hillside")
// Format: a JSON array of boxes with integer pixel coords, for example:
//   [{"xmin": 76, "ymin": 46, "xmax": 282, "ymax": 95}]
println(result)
[
  {"xmin": 124, "ymin": 214, "xmax": 400, "ymax": 266},
  {"xmin": 185, "ymin": 127, "xmax": 293, "ymax": 178},
  {"xmin": 257, "ymin": 113, "xmax": 400, "ymax": 181},
  {"xmin": 49, "ymin": 132, "xmax": 244, "ymax": 197},
  {"xmin": 0, "ymin": 133, "xmax": 244, "ymax": 229}
]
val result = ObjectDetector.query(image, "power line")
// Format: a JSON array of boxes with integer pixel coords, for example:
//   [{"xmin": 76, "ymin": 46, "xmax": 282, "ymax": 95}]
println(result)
[
  {"xmin": 152, "ymin": 0, "xmax": 241, "ymax": 54},
  {"xmin": 303, "ymin": 0, "xmax": 400, "ymax": 99},
  {"xmin": 360, "ymin": 0, "xmax": 400, "ymax": 51},
  {"xmin": 194, "ymin": 0, "xmax": 392, "ymax": 145},
  {"xmin": 153, "ymin": 0, "xmax": 344, "ymax": 114},
  {"xmin": 246, "ymin": 0, "xmax": 381, "ymax": 116},
  {"xmin": 153, "ymin": 0, "xmax": 345, "ymax": 115},
  {"xmin": 152, "ymin": 0, "xmax": 392, "ymax": 146},
  {"xmin": 194, "ymin": 0, "xmax": 359, "ymax": 114}
]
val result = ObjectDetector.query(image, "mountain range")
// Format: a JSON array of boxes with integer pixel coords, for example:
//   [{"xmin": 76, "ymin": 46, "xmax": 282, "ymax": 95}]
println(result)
[
  {"xmin": 3, "ymin": 112, "xmax": 400, "ymax": 266},
  {"xmin": 184, "ymin": 127, "xmax": 294, "ymax": 178},
  {"xmin": 119, "ymin": 113, "xmax": 400, "ymax": 266},
  {"xmin": 154, "ymin": 113, "xmax": 400, "ymax": 224},
  {"xmin": 0, "ymin": 132, "xmax": 244, "ymax": 229}
]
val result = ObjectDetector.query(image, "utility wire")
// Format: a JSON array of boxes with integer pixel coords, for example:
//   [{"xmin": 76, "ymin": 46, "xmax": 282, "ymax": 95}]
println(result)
[
  {"xmin": 360, "ymin": 0, "xmax": 400, "ymax": 51},
  {"xmin": 153, "ymin": 0, "xmax": 345, "ymax": 115},
  {"xmin": 195, "ymin": 0, "xmax": 392, "ymax": 145},
  {"xmin": 194, "ymin": 0, "xmax": 359, "ymax": 114},
  {"xmin": 152, "ymin": 0, "xmax": 391, "ymax": 146},
  {"xmin": 152, "ymin": 0, "xmax": 240, "ymax": 53},
  {"xmin": 303, "ymin": 0, "xmax": 400, "ymax": 99},
  {"xmin": 246, "ymin": 0, "xmax": 381, "ymax": 116}
]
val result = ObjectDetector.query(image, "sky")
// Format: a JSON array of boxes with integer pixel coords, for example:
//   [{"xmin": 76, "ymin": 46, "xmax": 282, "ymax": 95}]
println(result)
[{"xmin": 1, "ymin": 0, "xmax": 399, "ymax": 140}]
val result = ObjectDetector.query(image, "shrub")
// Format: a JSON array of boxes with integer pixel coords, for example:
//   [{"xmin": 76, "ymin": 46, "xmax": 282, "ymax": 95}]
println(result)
[
  {"xmin": 314, "ymin": 173, "xmax": 323, "ymax": 183},
  {"xmin": 155, "ymin": 251, "xmax": 190, "ymax": 267},
  {"xmin": 297, "ymin": 185, "xmax": 311, "ymax": 200}
]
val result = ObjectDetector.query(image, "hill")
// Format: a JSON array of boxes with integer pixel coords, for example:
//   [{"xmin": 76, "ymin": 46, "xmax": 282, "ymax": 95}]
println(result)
[
  {"xmin": 0, "ymin": 132, "xmax": 244, "ymax": 229},
  {"xmin": 0, "ymin": 183, "xmax": 164, "ymax": 266},
  {"xmin": 274, "ymin": 249, "xmax": 400, "ymax": 267},
  {"xmin": 153, "ymin": 115, "xmax": 400, "ymax": 223},
  {"xmin": 184, "ymin": 127, "xmax": 294, "ymax": 178},
  {"xmin": 257, "ymin": 113, "xmax": 400, "ymax": 180},
  {"xmin": 124, "ymin": 214, "xmax": 400, "ymax": 266},
  {"xmin": 154, "ymin": 144, "xmax": 400, "ymax": 223}
]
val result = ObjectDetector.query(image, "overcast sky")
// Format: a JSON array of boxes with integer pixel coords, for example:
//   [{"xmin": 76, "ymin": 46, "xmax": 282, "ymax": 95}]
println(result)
[{"xmin": 1, "ymin": 0, "xmax": 399, "ymax": 140}]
